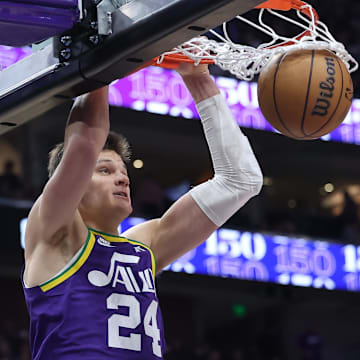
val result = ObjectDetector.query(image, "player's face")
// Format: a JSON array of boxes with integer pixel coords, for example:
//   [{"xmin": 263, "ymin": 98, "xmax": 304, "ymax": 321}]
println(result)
[{"xmin": 81, "ymin": 150, "xmax": 133, "ymax": 218}]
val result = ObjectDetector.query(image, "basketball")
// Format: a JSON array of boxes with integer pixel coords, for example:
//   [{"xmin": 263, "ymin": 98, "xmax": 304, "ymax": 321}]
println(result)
[{"xmin": 257, "ymin": 49, "xmax": 354, "ymax": 140}]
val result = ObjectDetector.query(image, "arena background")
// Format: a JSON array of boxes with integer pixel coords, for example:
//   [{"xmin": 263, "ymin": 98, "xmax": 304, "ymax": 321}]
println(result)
[{"xmin": 0, "ymin": 0, "xmax": 360, "ymax": 359}]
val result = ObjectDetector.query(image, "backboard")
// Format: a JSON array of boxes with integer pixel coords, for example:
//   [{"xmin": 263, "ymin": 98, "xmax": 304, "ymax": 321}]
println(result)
[{"xmin": 0, "ymin": 0, "xmax": 264, "ymax": 136}]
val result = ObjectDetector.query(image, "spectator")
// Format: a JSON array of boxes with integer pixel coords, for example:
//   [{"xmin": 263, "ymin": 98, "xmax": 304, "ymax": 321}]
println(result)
[{"xmin": 0, "ymin": 160, "xmax": 23, "ymax": 199}]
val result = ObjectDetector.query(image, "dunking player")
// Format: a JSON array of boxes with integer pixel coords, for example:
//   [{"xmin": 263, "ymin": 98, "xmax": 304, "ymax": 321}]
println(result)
[{"xmin": 22, "ymin": 61, "xmax": 263, "ymax": 359}]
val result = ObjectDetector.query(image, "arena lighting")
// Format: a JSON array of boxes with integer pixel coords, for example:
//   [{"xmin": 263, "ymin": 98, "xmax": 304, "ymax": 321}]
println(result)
[
  {"xmin": 133, "ymin": 159, "xmax": 144, "ymax": 169},
  {"xmin": 1, "ymin": 46, "xmax": 360, "ymax": 144},
  {"xmin": 324, "ymin": 183, "xmax": 335, "ymax": 193},
  {"xmin": 20, "ymin": 217, "xmax": 360, "ymax": 293}
]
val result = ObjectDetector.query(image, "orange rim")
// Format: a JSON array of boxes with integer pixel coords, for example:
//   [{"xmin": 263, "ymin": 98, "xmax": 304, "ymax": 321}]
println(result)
[
  {"xmin": 129, "ymin": 56, "xmax": 213, "ymax": 76},
  {"xmin": 257, "ymin": 0, "xmax": 295, "ymax": 11},
  {"xmin": 257, "ymin": 0, "xmax": 319, "ymax": 22},
  {"xmin": 135, "ymin": 0, "xmax": 319, "ymax": 72},
  {"xmin": 152, "ymin": 54, "xmax": 214, "ymax": 69}
]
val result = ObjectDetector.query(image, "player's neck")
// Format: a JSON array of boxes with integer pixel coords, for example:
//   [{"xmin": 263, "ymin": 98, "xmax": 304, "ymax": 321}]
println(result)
[{"xmin": 85, "ymin": 219, "xmax": 122, "ymax": 237}]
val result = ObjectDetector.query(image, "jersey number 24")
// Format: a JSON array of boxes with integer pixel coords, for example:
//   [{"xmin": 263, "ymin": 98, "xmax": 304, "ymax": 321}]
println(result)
[{"xmin": 107, "ymin": 293, "xmax": 162, "ymax": 357}]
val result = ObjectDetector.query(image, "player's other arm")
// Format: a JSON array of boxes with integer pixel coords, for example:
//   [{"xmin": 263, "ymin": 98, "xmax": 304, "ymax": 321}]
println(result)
[
  {"xmin": 26, "ymin": 87, "xmax": 109, "ymax": 253},
  {"xmin": 148, "ymin": 65, "xmax": 263, "ymax": 271}
]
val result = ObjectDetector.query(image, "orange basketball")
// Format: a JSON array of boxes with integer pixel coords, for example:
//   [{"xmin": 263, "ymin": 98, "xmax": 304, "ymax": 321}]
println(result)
[{"xmin": 257, "ymin": 49, "xmax": 353, "ymax": 140}]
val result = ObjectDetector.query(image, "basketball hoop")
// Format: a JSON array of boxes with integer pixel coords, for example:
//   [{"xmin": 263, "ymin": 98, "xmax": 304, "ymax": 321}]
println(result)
[{"xmin": 150, "ymin": 0, "xmax": 358, "ymax": 81}]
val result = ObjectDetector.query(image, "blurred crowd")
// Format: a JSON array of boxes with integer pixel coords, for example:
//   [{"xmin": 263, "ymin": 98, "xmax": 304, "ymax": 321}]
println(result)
[{"xmin": 0, "ymin": 325, "xmax": 323, "ymax": 360}]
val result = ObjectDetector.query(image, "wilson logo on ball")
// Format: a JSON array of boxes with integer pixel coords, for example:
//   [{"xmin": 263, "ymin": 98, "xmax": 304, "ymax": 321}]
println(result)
[{"xmin": 312, "ymin": 57, "xmax": 336, "ymax": 117}]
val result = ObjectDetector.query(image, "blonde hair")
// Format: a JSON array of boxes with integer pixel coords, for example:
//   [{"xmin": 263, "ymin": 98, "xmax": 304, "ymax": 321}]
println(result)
[{"xmin": 47, "ymin": 131, "xmax": 131, "ymax": 178}]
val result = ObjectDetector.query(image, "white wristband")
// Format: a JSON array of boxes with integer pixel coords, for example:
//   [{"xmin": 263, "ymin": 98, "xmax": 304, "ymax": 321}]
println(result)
[{"xmin": 189, "ymin": 94, "xmax": 263, "ymax": 227}]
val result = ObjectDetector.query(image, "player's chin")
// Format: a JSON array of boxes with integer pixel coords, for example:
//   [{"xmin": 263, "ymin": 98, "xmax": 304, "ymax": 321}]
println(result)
[{"xmin": 114, "ymin": 200, "xmax": 133, "ymax": 216}]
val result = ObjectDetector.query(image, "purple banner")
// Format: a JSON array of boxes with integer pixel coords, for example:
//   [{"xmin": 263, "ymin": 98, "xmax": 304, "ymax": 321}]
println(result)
[{"xmin": 1, "ymin": 45, "xmax": 360, "ymax": 145}]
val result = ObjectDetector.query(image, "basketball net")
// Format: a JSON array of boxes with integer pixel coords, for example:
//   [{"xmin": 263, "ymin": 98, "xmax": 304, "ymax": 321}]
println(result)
[{"xmin": 152, "ymin": 0, "xmax": 358, "ymax": 81}]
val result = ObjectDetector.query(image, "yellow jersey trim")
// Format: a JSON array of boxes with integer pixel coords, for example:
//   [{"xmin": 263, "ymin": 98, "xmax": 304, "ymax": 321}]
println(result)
[
  {"xmin": 88, "ymin": 227, "xmax": 157, "ymax": 278},
  {"xmin": 39, "ymin": 228, "xmax": 156, "ymax": 292},
  {"xmin": 40, "ymin": 230, "xmax": 94, "ymax": 292}
]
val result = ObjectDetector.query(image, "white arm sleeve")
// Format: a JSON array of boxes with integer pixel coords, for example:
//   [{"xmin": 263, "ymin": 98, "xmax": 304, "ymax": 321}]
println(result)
[{"xmin": 189, "ymin": 93, "xmax": 263, "ymax": 227}]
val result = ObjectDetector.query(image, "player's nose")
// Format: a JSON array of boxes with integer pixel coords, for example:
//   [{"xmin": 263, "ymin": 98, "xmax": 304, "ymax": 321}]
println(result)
[{"xmin": 114, "ymin": 172, "xmax": 129, "ymax": 187}]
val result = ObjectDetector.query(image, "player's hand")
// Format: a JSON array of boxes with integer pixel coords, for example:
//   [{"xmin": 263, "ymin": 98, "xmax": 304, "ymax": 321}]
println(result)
[
  {"xmin": 176, "ymin": 62, "xmax": 210, "ymax": 77},
  {"xmin": 175, "ymin": 36, "xmax": 210, "ymax": 77}
]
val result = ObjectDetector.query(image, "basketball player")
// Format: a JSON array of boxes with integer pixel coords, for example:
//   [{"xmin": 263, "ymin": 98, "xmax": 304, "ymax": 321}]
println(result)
[{"xmin": 22, "ymin": 61, "xmax": 263, "ymax": 359}]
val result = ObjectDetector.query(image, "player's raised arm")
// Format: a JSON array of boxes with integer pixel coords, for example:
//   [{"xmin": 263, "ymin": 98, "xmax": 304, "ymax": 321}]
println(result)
[
  {"xmin": 145, "ymin": 64, "xmax": 263, "ymax": 271},
  {"xmin": 26, "ymin": 87, "xmax": 109, "ymax": 252}
]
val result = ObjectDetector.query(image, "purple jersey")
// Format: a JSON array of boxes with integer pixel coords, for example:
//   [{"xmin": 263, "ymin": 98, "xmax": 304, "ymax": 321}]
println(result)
[{"xmin": 22, "ymin": 228, "xmax": 166, "ymax": 359}]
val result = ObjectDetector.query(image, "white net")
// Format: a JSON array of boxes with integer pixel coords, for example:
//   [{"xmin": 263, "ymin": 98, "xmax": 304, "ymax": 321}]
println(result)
[{"xmin": 157, "ymin": 2, "xmax": 358, "ymax": 81}]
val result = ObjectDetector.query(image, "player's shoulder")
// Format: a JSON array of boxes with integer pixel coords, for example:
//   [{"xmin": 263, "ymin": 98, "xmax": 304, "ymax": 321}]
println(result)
[{"xmin": 121, "ymin": 218, "xmax": 160, "ymax": 248}]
